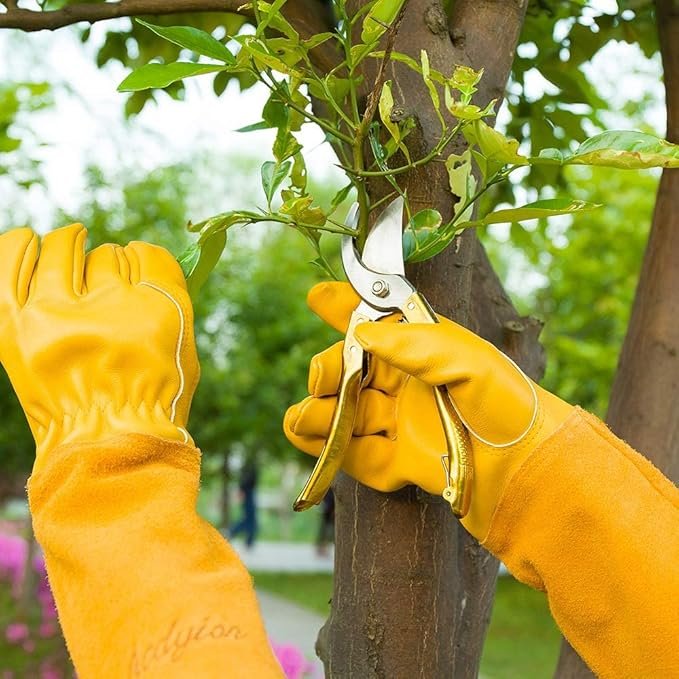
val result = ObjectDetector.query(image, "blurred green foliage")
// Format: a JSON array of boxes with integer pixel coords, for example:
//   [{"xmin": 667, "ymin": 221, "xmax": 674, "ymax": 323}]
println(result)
[
  {"xmin": 0, "ymin": 81, "xmax": 51, "ymax": 188},
  {"xmin": 483, "ymin": 163, "xmax": 658, "ymax": 417},
  {"xmin": 0, "ymin": 156, "xmax": 342, "ymax": 484}
]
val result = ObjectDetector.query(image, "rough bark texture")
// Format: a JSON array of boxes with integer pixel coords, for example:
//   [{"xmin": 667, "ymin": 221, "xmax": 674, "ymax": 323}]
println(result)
[
  {"xmin": 554, "ymin": 2, "xmax": 679, "ymax": 676},
  {"xmin": 321, "ymin": 2, "xmax": 534, "ymax": 677}
]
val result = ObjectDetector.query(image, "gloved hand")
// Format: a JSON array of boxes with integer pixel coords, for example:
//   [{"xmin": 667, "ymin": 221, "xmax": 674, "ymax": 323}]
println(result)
[
  {"xmin": 0, "ymin": 224, "xmax": 199, "ymax": 469},
  {"xmin": 0, "ymin": 225, "xmax": 281, "ymax": 678},
  {"xmin": 284, "ymin": 281, "xmax": 573, "ymax": 540}
]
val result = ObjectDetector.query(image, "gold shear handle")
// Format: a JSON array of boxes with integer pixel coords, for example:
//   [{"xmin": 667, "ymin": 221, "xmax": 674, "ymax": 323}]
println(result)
[
  {"xmin": 401, "ymin": 292, "xmax": 474, "ymax": 518},
  {"xmin": 293, "ymin": 309, "xmax": 369, "ymax": 511}
]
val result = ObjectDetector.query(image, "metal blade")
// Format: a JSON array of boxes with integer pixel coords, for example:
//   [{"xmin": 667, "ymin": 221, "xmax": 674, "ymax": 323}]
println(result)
[
  {"xmin": 341, "ymin": 236, "xmax": 414, "ymax": 312},
  {"xmin": 362, "ymin": 196, "xmax": 405, "ymax": 275}
]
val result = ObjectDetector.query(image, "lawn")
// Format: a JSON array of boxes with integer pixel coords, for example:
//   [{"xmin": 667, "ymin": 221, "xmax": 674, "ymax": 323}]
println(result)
[{"xmin": 253, "ymin": 572, "xmax": 562, "ymax": 678}]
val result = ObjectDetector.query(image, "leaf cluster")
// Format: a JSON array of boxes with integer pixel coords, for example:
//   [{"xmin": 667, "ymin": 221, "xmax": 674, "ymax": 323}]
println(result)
[{"xmin": 114, "ymin": 0, "xmax": 675, "ymax": 295}]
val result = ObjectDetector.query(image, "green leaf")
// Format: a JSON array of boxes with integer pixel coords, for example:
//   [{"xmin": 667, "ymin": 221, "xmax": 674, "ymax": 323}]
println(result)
[
  {"xmin": 448, "ymin": 65, "xmax": 483, "ymax": 103},
  {"xmin": 0, "ymin": 136, "xmax": 21, "ymax": 153},
  {"xmin": 330, "ymin": 183, "xmax": 354, "ymax": 211},
  {"xmin": 118, "ymin": 62, "xmax": 227, "ymax": 92},
  {"xmin": 533, "ymin": 131, "xmax": 679, "ymax": 170},
  {"xmin": 379, "ymin": 80, "xmax": 403, "ymax": 147},
  {"xmin": 420, "ymin": 50, "xmax": 444, "ymax": 130},
  {"xmin": 290, "ymin": 152, "xmax": 307, "ymax": 191},
  {"xmin": 249, "ymin": 0, "xmax": 299, "ymax": 41},
  {"xmin": 445, "ymin": 150, "xmax": 477, "ymax": 222},
  {"xmin": 459, "ymin": 198, "xmax": 601, "ymax": 228},
  {"xmin": 240, "ymin": 38, "xmax": 301, "ymax": 76},
  {"xmin": 273, "ymin": 128, "xmax": 303, "ymax": 162},
  {"xmin": 262, "ymin": 94, "xmax": 289, "ymax": 128},
  {"xmin": 261, "ymin": 160, "xmax": 292, "ymax": 205},
  {"xmin": 361, "ymin": 0, "xmax": 407, "ymax": 43},
  {"xmin": 183, "ymin": 230, "xmax": 227, "ymax": 297},
  {"xmin": 371, "ymin": 50, "xmax": 447, "ymax": 85},
  {"xmin": 402, "ymin": 209, "xmax": 444, "ymax": 262},
  {"xmin": 302, "ymin": 33, "xmax": 335, "ymax": 50},
  {"xmin": 464, "ymin": 119, "xmax": 529, "ymax": 166},
  {"xmin": 136, "ymin": 20, "xmax": 235, "ymax": 64},
  {"xmin": 236, "ymin": 120, "xmax": 271, "ymax": 133},
  {"xmin": 256, "ymin": 0, "xmax": 291, "ymax": 36},
  {"xmin": 281, "ymin": 196, "xmax": 327, "ymax": 226},
  {"xmin": 444, "ymin": 87, "xmax": 495, "ymax": 121}
]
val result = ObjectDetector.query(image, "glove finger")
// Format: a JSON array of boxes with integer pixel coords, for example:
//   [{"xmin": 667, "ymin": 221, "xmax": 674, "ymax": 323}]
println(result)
[
  {"xmin": 31, "ymin": 224, "xmax": 87, "ymax": 300},
  {"xmin": 307, "ymin": 282, "xmax": 360, "ymax": 333},
  {"xmin": 125, "ymin": 242, "xmax": 198, "ymax": 429},
  {"xmin": 354, "ymin": 320, "xmax": 491, "ymax": 387},
  {"xmin": 309, "ymin": 340, "xmax": 406, "ymax": 398},
  {"xmin": 283, "ymin": 430, "xmax": 399, "ymax": 494},
  {"xmin": 285, "ymin": 389, "xmax": 396, "ymax": 439},
  {"xmin": 0, "ymin": 228, "xmax": 39, "ymax": 307},
  {"xmin": 84, "ymin": 244, "xmax": 123, "ymax": 290},
  {"xmin": 125, "ymin": 241, "xmax": 187, "ymax": 290},
  {"xmin": 308, "ymin": 341, "xmax": 343, "ymax": 396}
]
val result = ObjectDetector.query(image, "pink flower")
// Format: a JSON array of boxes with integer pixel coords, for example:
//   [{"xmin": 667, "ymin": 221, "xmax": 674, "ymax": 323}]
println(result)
[
  {"xmin": 0, "ymin": 534, "xmax": 27, "ymax": 596},
  {"xmin": 5, "ymin": 622, "xmax": 29, "ymax": 643},
  {"xmin": 22, "ymin": 638, "xmax": 35, "ymax": 653},
  {"xmin": 40, "ymin": 662, "xmax": 62, "ymax": 679},
  {"xmin": 39, "ymin": 621, "xmax": 57, "ymax": 638},
  {"xmin": 271, "ymin": 641, "xmax": 312, "ymax": 679}
]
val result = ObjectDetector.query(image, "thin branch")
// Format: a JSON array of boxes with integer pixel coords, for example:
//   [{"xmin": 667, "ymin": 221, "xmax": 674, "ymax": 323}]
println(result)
[
  {"xmin": 0, "ymin": 0, "xmax": 243, "ymax": 30},
  {"xmin": 359, "ymin": 6, "xmax": 405, "ymax": 134},
  {"xmin": 0, "ymin": 0, "xmax": 341, "ymax": 71}
]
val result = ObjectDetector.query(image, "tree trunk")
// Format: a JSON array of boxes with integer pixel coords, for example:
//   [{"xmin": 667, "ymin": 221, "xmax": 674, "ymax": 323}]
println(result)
[
  {"xmin": 554, "ymin": 2, "xmax": 679, "ymax": 676},
  {"xmin": 320, "ymin": 2, "xmax": 535, "ymax": 676}
]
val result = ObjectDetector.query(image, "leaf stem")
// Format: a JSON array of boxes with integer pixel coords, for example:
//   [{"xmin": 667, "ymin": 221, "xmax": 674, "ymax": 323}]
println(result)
[{"xmin": 260, "ymin": 71, "xmax": 355, "ymax": 145}]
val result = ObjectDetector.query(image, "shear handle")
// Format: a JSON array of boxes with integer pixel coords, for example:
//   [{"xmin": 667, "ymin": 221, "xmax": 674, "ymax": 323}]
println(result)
[
  {"xmin": 293, "ymin": 309, "xmax": 369, "ymax": 511},
  {"xmin": 401, "ymin": 292, "xmax": 474, "ymax": 518}
]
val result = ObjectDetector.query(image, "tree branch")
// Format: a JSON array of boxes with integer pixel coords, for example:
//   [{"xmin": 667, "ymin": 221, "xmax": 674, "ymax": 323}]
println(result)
[
  {"xmin": 0, "ymin": 0, "xmax": 245, "ymax": 30},
  {"xmin": 0, "ymin": 0, "xmax": 340, "ymax": 72}
]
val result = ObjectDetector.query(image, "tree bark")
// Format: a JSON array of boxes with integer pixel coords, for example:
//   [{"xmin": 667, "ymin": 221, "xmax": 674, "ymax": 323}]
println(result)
[
  {"xmin": 554, "ymin": 2, "xmax": 679, "ymax": 676},
  {"xmin": 321, "ymin": 2, "xmax": 533, "ymax": 676}
]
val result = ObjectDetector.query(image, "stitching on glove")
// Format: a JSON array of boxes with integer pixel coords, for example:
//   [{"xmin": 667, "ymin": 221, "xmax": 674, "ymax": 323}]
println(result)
[{"xmin": 139, "ymin": 282, "xmax": 188, "ymax": 444}]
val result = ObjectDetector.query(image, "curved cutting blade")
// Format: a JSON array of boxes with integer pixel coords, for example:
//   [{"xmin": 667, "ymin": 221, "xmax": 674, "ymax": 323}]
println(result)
[
  {"xmin": 362, "ymin": 196, "xmax": 405, "ymax": 275},
  {"xmin": 341, "ymin": 198, "xmax": 413, "ymax": 312}
]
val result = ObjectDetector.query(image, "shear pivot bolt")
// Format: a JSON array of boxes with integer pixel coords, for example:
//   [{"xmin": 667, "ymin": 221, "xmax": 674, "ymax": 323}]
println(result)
[{"xmin": 372, "ymin": 280, "xmax": 390, "ymax": 298}]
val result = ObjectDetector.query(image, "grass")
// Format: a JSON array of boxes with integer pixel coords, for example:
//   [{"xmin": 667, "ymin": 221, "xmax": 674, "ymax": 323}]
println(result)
[
  {"xmin": 253, "ymin": 572, "xmax": 561, "ymax": 678},
  {"xmin": 253, "ymin": 571, "xmax": 333, "ymax": 616}
]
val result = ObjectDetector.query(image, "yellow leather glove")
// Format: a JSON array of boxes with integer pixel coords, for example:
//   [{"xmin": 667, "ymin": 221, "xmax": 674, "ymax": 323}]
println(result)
[
  {"xmin": 1, "ymin": 225, "xmax": 282, "ymax": 678},
  {"xmin": 0, "ymin": 224, "xmax": 199, "ymax": 471},
  {"xmin": 284, "ymin": 281, "xmax": 573, "ymax": 540}
]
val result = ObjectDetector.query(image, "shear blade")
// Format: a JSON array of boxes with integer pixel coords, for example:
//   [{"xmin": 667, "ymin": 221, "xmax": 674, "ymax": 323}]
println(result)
[{"xmin": 362, "ymin": 196, "xmax": 406, "ymax": 275}]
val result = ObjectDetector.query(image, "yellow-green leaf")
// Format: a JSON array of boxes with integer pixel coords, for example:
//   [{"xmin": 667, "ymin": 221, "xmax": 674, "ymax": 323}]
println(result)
[
  {"xmin": 464, "ymin": 119, "xmax": 529, "ymax": 166},
  {"xmin": 361, "ymin": 0, "xmax": 407, "ymax": 44},
  {"xmin": 533, "ymin": 131, "xmax": 679, "ymax": 169},
  {"xmin": 458, "ymin": 198, "xmax": 600, "ymax": 228}
]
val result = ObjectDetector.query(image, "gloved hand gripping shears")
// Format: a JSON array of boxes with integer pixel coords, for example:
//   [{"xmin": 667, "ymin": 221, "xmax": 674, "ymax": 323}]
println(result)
[{"xmin": 294, "ymin": 197, "xmax": 473, "ymax": 517}]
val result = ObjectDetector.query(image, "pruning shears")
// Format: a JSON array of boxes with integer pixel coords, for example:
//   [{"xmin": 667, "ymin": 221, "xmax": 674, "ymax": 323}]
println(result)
[{"xmin": 293, "ymin": 197, "xmax": 473, "ymax": 517}]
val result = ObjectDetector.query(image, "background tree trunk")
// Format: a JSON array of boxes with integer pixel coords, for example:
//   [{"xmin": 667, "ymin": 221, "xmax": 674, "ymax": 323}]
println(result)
[
  {"xmin": 554, "ymin": 2, "xmax": 679, "ymax": 676},
  {"xmin": 319, "ymin": 2, "xmax": 537, "ymax": 676}
]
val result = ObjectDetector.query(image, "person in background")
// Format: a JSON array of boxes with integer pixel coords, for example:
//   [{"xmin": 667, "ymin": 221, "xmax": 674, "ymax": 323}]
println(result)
[
  {"xmin": 229, "ymin": 460, "xmax": 259, "ymax": 549},
  {"xmin": 0, "ymin": 225, "xmax": 676, "ymax": 679},
  {"xmin": 316, "ymin": 490, "xmax": 334, "ymax": 557}
]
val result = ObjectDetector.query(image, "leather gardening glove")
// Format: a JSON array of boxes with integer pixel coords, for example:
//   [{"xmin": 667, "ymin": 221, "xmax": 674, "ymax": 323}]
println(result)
[
  {"xmin": 0, "ymin": 225, "xmax": 282, "ymax": 678},
  {"xmin": 284, "ymin": 281, "xmax": 573, "ymax": 541},
  {"xmin": 0, "ymin": 224, "xmax": 198, "ymax": 470}
]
